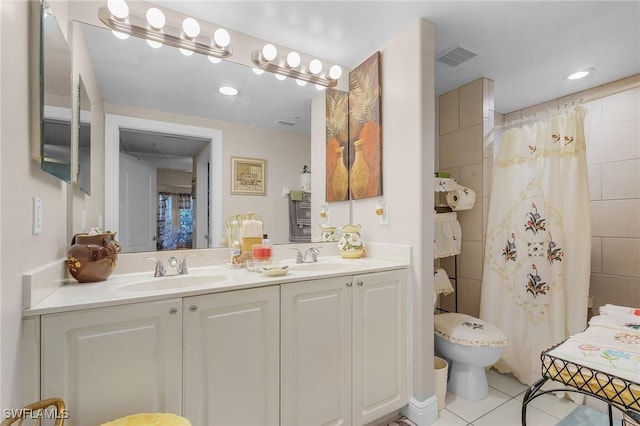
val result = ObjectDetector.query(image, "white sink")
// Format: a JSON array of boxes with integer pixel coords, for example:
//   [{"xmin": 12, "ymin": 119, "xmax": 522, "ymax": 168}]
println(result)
[
  {"xmin": 284, "ymin": 260, "xmax": 368, "ymax": 273},
  {"xmin": 112, "ymin": 274, "xmax": 226, "ymax": 293}
]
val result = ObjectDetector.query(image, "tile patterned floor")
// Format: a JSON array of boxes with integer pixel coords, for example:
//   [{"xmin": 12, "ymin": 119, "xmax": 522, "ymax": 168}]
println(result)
[{"xmin": 385, "ymin": 368, "xmax": 580, "ymax": 426}]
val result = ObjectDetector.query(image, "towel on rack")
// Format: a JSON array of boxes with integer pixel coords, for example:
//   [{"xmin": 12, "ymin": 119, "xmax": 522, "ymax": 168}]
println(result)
[
  {"xmin": 290, "ymin": 190, "xmax": 304, "ymax": 201},
  {"xmin": 288, "ymin": 197, "xmax": 311, "ymax": 242},
  {"xmin": 434, "ymin": 212, "xmax": 462, "ymax": 259},
  {"xmin": 434, "ymin": 268, "xmax": 455, "ymax": 296}
]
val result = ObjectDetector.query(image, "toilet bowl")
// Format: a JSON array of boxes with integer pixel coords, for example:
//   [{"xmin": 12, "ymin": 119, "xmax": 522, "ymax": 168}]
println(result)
[{"xmin": 434, "ymin": 312, "xmax": 507, "ymax": 401}]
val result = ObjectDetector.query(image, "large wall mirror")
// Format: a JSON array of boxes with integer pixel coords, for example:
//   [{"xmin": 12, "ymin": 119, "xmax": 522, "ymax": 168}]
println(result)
[
  {"xmin": 79, "ymin": 21, "xmax": 322, "ymax": 253},
  {"xmin": 37, "ymin": 1, "xmax": 73, "ymax": 182}
]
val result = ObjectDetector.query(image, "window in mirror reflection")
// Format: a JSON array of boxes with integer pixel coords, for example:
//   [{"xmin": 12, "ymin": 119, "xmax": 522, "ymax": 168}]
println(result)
[
  {"xmin": 78, "ymin": 77, "xmax": 91, "ymax": 194},
  {"xmin": 158, "ymin": 192, "xmax": 194, "ymax": 250}
]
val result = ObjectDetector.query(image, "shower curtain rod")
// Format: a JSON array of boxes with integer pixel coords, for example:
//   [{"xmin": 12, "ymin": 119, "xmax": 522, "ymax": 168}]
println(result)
[{"xmin": 493, "ymin": 98, "xmax": 585, "ymax": 130}]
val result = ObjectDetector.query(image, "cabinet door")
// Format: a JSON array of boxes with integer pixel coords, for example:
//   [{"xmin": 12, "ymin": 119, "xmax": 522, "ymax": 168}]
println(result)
[
  {"xmin": 41, "ymin": 299, "xmax": 182, "ymax": 426},
  {"xmin": 281, "ymin": 277, "xmax": 352, "ymax": 426},
  {"xmin": 353, "ymin": 270, "xmax": 408, "ymax": 425},
  {"xmin": 183, "ymin": 286, "xmax": 280, "ymax": 426}
]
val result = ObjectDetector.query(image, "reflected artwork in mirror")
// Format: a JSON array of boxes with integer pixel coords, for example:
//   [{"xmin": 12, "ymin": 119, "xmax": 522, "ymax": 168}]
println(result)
[
  {"xmin": 78, "ymin": 77, "xmax": 91, "ymax": 194},
  {"xmin": 39, "ymin": 0, "xmax": 73, "ymax": 182},
  {"xmin": 79, "ymin": 22, "xmax": 318, "ymax": 253}
]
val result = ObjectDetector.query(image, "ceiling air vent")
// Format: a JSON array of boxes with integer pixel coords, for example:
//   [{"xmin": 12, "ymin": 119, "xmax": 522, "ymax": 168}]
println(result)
[
  {"xmin": 277, "ymin": 120, "xmax": 296, "ymax": 126},
  {"xmin": 436, "ymin": 43, "xmax": 478, "ymax": 67}
]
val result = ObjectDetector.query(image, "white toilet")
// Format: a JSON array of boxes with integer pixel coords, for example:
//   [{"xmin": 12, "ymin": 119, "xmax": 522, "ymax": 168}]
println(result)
[{"xmin": 434, "ymin": 312, "xmax": 507, "ymax": 400}]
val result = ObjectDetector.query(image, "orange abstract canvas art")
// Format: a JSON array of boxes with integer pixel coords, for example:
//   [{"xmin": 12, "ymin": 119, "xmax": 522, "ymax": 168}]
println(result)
[
  {"xmin": 325, "ymin": 88, "xmax": 349, "ymax": 202},
  {"xmin": 348, "ymin": 51, "xmax": 382, "ymax": 200}
]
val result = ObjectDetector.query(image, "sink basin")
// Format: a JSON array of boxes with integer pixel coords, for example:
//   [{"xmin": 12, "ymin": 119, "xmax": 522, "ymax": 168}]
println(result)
[
  {"xmin": 113, "ymin": 274, "xmax": 226, "ymax": 293},
  {"xmin": 285, "ymin": 260, "xmax": 367, "ymax": 273}
]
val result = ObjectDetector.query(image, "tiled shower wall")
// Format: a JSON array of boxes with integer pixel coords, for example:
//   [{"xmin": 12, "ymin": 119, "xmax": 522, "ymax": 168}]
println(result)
[
  {"xmin": 437, "ymin": 78, "xmax": 495, "ymax": 316},
  {"xmin": 437, "ymin": 73, "xmax": 640, "ymax": 317}
]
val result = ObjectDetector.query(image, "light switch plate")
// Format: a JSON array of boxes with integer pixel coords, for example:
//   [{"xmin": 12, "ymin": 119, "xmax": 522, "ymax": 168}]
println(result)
[{"xmin": 32, "ymin": 197, "xmax": 42, "ymax": 235}]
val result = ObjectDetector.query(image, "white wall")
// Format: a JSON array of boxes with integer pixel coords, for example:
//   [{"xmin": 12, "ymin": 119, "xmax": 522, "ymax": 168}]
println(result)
[
  {"xmin": 1, "ymin": 1, "xmax": 70, "ymax": 408},
  {"xmin": 311, "ymin": 19, "xmax": 438, "ymax": 421}
]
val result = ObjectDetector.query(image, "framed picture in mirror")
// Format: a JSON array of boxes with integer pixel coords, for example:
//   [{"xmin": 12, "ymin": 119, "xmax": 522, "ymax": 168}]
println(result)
[{"xmin": 231, "ymin": 157, "xmax": 267, "ymax": 196}]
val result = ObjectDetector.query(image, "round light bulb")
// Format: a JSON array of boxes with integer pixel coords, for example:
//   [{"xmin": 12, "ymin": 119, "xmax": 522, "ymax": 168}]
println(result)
[
  {"xmin": 179, "ymin": 48, "xmax": 193, "ymax": 57},
  {"xmin": 308, "ymin": 59, "xmax": 323, "ymax": 75},
  {"xmin": 213, "ymin": 28, "xmax": 231, "ymax": 47},
  {"xmin": 315, "ymin": 84, "xmax": 326, "ymax": 91},
  {"xmin": 208, "ymin": 56, "xmax": 222, "ymax": 64},
  {"xmin": 219, "ymin": 86, "xmax": 238, "ymax": 96},
  {"xmin": 286, "ymin": 51, "xmax": 301, "ymax": 68},
  {"xmin": 275, "ymin": 73, "xmax": 287, "ymax": 81},
  {"xmin": 262, "ymin": 43, "xmax": 278, "ymax": 61},
  {"xmin": 112, "ymin": 30, "xmax": 129, "ymax": 40},
  {"xmin": 329, "ymin": 65, "xmax": 343, "ymax": 80},
  {"xmin": 107, "ymin": 0, "xmax": 129, "ymax": 19},
  {"xmin": 146, "ymin": 39, "xmax": 162, "ymax": 49},
  {"xmin": 252, "ymin": 68, "xmax": 265, "ymax": 75},
  {"xmin": 296, "ymin": 79, "xmax": 308, "ymax": 87},
  {"xmin": 146, "ymin": 7, "xmax": 165, "ymax": 30},
  {"xmin": 182, "ymin": 17, "xmax": 200, "ymax": 38}
]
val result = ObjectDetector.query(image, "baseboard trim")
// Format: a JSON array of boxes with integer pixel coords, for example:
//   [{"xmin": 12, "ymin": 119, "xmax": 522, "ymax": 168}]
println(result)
[{"xmin": 402, "ymin": 396, "xmax": 438, "ymax": 425}]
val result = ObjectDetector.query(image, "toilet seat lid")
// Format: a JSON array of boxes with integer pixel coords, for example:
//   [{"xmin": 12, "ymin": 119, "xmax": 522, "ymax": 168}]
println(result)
[{"xmin": 435, "ymin": 313, "xmax": 507, "ymax": 347}]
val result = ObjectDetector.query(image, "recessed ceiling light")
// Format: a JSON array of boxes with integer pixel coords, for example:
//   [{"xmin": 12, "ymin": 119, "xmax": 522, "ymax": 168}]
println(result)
[
  {"xmin": 219, "ymin": 86, "xmax": 238, "ymax": 96},
  {"xmin": 567, "ymin": 68, "xmax": 594, "ymax": 80}
]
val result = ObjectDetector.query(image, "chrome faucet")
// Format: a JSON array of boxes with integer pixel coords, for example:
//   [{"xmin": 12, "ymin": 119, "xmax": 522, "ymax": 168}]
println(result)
[
  {"xmin": 144, "ymin": 254, "xmax": 195, "ymax": 277},
  {"xmin": 144, "ymin": 256, "xmax": 166, "ymax": 277},
  {"xmin": 290, "ymin": 248, "xmax": 304, "ymax": 264},
  {"xmin": 304, "ymin": 247, "xmax": 320, "ymax": 263}
]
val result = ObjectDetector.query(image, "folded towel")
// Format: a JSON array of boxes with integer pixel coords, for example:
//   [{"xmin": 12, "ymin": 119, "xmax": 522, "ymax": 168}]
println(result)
[
  {"xmin": 434, "ymin": 268, "xmax": 454, "ymax": 296},
  {"xmin": 290, "ymin": 191, "xmax": 304, "ymax": 201},
  {"xmin": 589, "ymin": 314, "xmax": 640, "ymax": 332},
  {"xmin": 600, "ymin": 304, "xmax": 640, "ymax": 317}
]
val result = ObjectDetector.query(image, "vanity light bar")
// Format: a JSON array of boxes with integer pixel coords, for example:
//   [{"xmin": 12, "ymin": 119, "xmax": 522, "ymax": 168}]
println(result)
[
  {"xmin": 98, "ymin": 7, "xmax": 232, "ymax": 59},
  {"xmin": 251, "ymin": 51, "xmax": 338, "ymax": 88}
]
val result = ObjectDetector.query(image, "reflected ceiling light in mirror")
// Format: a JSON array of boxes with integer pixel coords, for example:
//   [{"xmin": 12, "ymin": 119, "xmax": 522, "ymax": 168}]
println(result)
[
  {"xmin": 296, "ymin": 79, "xmax": 307, "ymax": 87},
  {"xmin": 252, "ymin": 68, "xmax": 265, "ymax": 75},
  {"xmin": 146, "ymin": 39, "xmax": 162, "ymax": 49},
  {"xmin": 146, "ymin": 7, "xmax": 166, "ymax": 30},
  {"xmin": 567, "ymin": 67, "xmax": 595, "ymax": 80},
  {"xmin": 180, "ymin": 48, "xmax": 194, "ymax": 56},
  {"xmin": 99, "ymin": 2, "xmax": 233, "ymax": 59},
  {"xmin": 251, "ymin": 49, "xmax": 339, "ymax": 88},
  {"xmin": 219, "ymin": 86, "xmax": 238, "ymax": 96},
  {"xmin": 315, "ymin": 84, "xmax": 327, "ymax": 91},
  {"xmin": 209, "ymin": 56, "xmax": 222, "ymax": 64},
  {"xmin": 107, "ymin": 0, "xmax": 129, "ymax": 19},
  {"xmin": 112, "ymin": 30, "xmax": 129, "ymax": 40},
  {"xmin": 182, "ymin": 17, "xmax": 200, "ymax": 39}
]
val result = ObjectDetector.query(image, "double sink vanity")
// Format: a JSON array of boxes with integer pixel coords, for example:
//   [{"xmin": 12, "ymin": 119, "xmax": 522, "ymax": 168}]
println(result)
[{"xmin": 23, "ymin": 243, "xmax": 410, "ymax": 426}]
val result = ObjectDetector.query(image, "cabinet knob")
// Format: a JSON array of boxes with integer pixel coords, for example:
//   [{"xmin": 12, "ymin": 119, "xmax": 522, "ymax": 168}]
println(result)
[
  {"xmin": 346, "ymin": 282, "xmax": 353, "ymax": 287},
  {"xmin": 169, "ymin": 307, "xmax": 178, "ymax": 315},
  {"xmin": 356, "ymin": 280, "xmax": 363, "ymax": 286},
  {"xmin": 189, "ymin": 305, "xmax": 198, "ymax": 312}
]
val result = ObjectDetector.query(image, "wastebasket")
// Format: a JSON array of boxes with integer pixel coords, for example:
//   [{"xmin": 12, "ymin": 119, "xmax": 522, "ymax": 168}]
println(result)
[{"xmin": 434, "ymin": 356, "xmax": 448, "ymax": 410}]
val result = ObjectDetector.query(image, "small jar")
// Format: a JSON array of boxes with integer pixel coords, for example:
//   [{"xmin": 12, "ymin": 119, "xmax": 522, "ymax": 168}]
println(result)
[{"xmin": 252, "ymin": 244, "xmax": 272, "ymax": 261}]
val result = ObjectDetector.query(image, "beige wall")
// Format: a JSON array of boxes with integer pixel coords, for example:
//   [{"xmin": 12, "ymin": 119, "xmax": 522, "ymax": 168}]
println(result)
[
  {"xmin": 437, "ymin": 78, "xmax": 494, "ymax": 316},
  {"xmin": 1, "ymin": 1, "xmax": 71, "ymax": 408}
]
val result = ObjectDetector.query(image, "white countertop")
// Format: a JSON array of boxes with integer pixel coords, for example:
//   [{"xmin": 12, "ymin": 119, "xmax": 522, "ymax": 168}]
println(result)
[{"xmin": 24, "ymin": 256, "xmax": 409, "ymax": 316}]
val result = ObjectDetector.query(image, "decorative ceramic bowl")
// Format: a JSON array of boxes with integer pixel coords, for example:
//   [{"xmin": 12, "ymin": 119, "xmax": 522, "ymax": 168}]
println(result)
[{"xmin": 261, "ymin": 265, "xmax": 289, "ymax": 277}]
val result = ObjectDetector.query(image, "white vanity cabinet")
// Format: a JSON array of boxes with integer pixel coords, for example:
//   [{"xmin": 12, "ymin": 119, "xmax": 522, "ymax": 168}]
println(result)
[
  {"xmin": 40, "ymin": 298, "xmax": 183, "ymax": 426},
  {"xmin": 281, "ymin": 269, "xmax": 407, "ymax": 426},
  {"xmin": 182, "ymin": 285, "xmax": 280, "ymax": 426}
]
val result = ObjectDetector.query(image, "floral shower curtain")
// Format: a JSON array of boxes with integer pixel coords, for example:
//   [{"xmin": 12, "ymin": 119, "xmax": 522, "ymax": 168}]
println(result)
[{"xmin": 480, "ymin": 106, "xmax": 591, "ymax": 385}]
